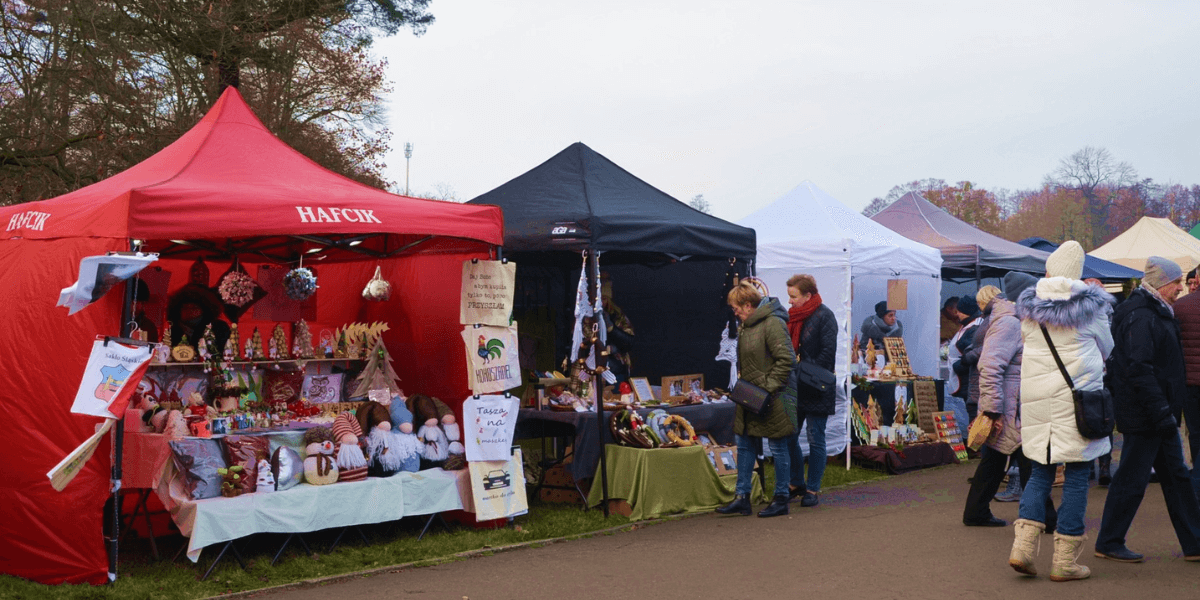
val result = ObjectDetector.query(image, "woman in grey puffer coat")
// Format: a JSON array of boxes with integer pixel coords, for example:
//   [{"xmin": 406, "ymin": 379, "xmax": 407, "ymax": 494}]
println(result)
[{"xmin": 962, "ymin": 274, "xmax": 1056, "ymax": 529}]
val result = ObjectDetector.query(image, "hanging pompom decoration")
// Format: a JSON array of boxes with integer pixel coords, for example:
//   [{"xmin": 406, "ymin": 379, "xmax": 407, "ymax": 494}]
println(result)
[
  {"xmin": 362, "ymin": 266, "xmax": 392, "ymax": 302},
  {"xmin": 218, "ymin": 270, "xmax": 257, "ymax": 307},
  {"xmin": 283, "ymin": 267, "xmax": 318, "ymax": 301}
]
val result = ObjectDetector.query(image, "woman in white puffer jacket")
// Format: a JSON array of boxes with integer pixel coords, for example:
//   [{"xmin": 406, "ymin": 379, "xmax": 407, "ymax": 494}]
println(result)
[{"xmin": 1007, "ymin": 241, "xmax": 1114, "ymax": 582}]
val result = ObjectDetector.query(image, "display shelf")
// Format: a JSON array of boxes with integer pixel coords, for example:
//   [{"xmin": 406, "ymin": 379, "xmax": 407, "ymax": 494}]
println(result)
[{"xmin": 148, "ymin": 357, "xmax": 361, "ymax": 368}]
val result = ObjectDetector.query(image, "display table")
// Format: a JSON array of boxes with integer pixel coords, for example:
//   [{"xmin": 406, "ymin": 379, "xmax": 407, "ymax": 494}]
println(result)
[
  {"xmin": 585, "ymin": 444, "xmax": 764, "ymax": 521},
  {"xmin": 850, "ymin": 379, "xmax": 945, "ymax": 425},
  {"xmin": 516, "ymin": 402, "xmax": 736, "ymax": 482},
  {"xmin": 850, "ymin": 442, "xmax": 959, "ymax": 474}
]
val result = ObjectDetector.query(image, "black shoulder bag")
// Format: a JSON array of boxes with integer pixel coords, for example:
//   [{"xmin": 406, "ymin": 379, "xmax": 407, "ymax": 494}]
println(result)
[{"xmin": 1040, "ymin": 324, "xmax": 1114, "ymax": 439}]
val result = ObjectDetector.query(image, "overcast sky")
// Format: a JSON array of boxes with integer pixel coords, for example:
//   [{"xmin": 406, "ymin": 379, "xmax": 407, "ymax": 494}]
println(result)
[{"xmin": 373, "ymin": 0, "xmax": 1200, "ymax": 222}]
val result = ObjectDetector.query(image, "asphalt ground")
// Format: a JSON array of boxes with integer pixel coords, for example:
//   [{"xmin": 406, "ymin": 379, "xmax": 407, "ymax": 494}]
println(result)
[{"xmin": 248, "ymin": 457, "xmax": 1200, "ymax": 600}]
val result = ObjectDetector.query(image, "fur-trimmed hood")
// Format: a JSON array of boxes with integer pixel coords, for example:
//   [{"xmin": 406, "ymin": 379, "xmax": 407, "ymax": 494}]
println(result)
[{"xmin": 1015, "ymin": 277, "xmax": 1115, "ymax": 328}]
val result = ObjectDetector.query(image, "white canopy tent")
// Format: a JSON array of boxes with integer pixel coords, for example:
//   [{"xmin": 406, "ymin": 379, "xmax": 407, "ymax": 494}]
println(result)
[{"xmin": 738, "ymin": 181, "xmax": 943, "ymax": 459}]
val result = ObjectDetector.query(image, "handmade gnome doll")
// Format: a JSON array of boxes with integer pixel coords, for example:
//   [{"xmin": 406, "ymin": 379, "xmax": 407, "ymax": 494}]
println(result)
[
  {"xmin": 302, "ymin": 427, "xmax": 339, "ymax": 485},
  {"xmin": 386, "ymin": 398, "xmax": 422, "ymax": 472},
  {"xmin": 331, "ymin": 411, "xmax": 368, "ymax": 482},
  {"xmin": 357, "ymin": 400, "xmax": 421, "ymax": 476},
  {"xmin": 160, "ymin": 409, "xmax": 189, "ymax": 440},
  {"xmin": 407, "ymin": 394, "xmax": 464, "ymax": 468},
  {"xmin": 255, "ymin": 459, "xmax": 276, "ymax": 493}
]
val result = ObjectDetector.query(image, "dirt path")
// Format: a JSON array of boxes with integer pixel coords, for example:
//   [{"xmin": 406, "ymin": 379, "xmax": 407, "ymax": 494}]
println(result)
[{"xmin": 256, "ymin": 460, "xmax": 1200, "ymax": 600}]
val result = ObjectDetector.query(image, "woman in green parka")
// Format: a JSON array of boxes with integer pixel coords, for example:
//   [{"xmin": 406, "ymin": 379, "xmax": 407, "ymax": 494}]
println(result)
[{"xmin": 715, "ymin": 280, "xmax": 797, "ymax": 518}]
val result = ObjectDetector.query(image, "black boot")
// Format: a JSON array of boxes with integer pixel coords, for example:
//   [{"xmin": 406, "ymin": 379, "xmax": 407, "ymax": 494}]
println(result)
[
  {"xmin": 716, "ymin": 494, "xmax": 752, "ymax": 516},
  {"xmin": 1098, "ymin": 456, "xmax": 1112, "ymax": 486},
  {"xmin": 758, "ymin": 494, "xmax": 790, "ymax": 518}
]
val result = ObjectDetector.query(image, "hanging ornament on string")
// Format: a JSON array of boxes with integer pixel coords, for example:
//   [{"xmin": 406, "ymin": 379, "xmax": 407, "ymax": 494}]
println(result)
[
  {"xmin": 219, "ymin": 269, "xmax": 256, "ymax": 307},
  {"xmin": 284, "ymin": 254, "xmax": 318, "ymax": 301}
]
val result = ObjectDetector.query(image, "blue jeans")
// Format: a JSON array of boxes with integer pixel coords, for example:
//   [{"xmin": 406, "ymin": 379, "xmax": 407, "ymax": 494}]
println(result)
[
  {"xmin": 1020, "ymin": 461, "xmax": 1090, "ymax": 536},
  {"xmin": 736, "ymin": 433, "xmax": 790, "ymax": 497},
  {"xmin": 787, "ymin": 412, "xmax": 828, "ymax": 493}
]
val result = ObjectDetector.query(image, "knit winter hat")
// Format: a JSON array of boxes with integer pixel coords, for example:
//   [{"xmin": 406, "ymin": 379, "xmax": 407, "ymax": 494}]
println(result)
[
  {"xmin": 1045, "ymin": 240, "xmax": 1085, "ymax": 280},
  {"xmin": 975, "ymin": 285, "xmax": 1001, "ymax": 310},
  {"xmin": 1143, "ymin": 256, "xmax": 1183, "ymax": 290},
  {"xmin": 1003, "ymin": 271, "xmax": 1037, "ymax": 302},
  {"xmin": 957, "ymin": 294, "xmax": 979, "ymax": 318},
  {"xmin": 874, "ymin": 300, "xmax": 891, "ymax": 318}
]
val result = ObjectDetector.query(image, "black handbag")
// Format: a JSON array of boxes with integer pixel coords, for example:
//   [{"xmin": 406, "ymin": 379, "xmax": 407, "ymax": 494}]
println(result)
[
  {"xmin": 730, "ymin": 378, "xmax": 771, "ymax": 415},
  {"xmin": 1040, "ymin": 325, "xmax": 1115, "ymax": 440},
  {"xmin": 795, "ymin": 359, "xmax": 835, "ymax": 397}
]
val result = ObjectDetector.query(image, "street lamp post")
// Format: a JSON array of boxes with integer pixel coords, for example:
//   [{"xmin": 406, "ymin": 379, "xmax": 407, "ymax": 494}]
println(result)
[{"xmin": 404, "ymin": 142, "xmax": 413, "ymax": 195}]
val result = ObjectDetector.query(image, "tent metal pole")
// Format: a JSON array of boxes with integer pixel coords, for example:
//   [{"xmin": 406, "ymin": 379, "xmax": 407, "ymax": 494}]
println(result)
[
  {"xmin": 974, "ymin": 246, "xmax": 981, "ymax": 291},
  {"xmin": 108, "ymin": 240, "xmax": 138, "ymax": 582},
  {"xmin": 589, "ymin": 250, "xmax": 611, "ymax": 517}
]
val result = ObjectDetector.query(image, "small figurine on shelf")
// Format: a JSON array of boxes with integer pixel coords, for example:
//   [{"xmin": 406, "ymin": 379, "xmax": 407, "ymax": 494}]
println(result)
[
  {"xmin": 865, "ymin": 340, "xmax": 877, "ymax": 373},
  {"xmin": 294, "ymin": 320, "xmax": 315, "ymax": 360},
  {"xmin": 249, "ymin": 327, "xmax": 266, "ymax": 361},
  {"xmin": 255, "ymin": 459, "xmax": 276, "ymax": 493},
  {"xmin": 226, "ymin": 323, "xmax": 240, "ymax": 362},
  {"xmin": 219, "ymin": 465, "xmax": 245, "ymax": 497},
  {"xmin": 334, "ymin": 329, "xmax": 348, "ymax": 359},
  {"xmin": 271, "ymin": 324, "xmax": 290, "ymax": 361},
  {"xmin": 171, "ymin": 334, "xmax": 196, "ymax": 363}
]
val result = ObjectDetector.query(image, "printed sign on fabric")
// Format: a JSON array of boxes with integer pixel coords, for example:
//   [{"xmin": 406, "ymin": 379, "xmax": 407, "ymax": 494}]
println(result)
[
  {"xmin": 462, "ymin": 395, "xmax": 520, "ymax": 462},
  {"xmin": 460, "ymin": 260, "xmax": 516, "ymax": 327},
  {"xmin": 460, "ymin": 325, "xmax": 521, "ymax": 394},
  {"xmin": 468, "ymin": 449, "xmax": 529, "ymax": 521}
]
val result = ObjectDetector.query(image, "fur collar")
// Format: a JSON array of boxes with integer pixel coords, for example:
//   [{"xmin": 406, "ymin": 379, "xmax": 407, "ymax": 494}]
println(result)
[{"xmin": 1015, "ymin": 278, "xmax": 1114, "ymax": 328}]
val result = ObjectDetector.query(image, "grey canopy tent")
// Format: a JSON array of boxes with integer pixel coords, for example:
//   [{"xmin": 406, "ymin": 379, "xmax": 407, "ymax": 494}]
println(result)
[{"xmin": 871, "ymin": 192, "xmax": 1050, "ymax": 282}]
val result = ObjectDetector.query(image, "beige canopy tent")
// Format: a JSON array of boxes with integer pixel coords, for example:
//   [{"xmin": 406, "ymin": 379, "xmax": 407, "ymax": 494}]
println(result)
[{"xmin": 1091, "ymin": 216, "xmax": 1200, "ymax": 274}]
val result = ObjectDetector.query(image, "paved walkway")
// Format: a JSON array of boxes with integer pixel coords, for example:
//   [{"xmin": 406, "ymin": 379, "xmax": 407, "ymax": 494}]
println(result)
[{"xmin": 258, "ymin": 460, "xmax": 1200, "ymax": 600}]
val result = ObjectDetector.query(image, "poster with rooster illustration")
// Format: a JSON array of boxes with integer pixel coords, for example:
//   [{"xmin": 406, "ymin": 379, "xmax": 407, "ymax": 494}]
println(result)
[
  {"xmin": 460, "ymin": 324, "xmax": 521, "ymax": 394},
  {"xmin": 460, "ymin": 260, "xmax": 516, "ymax": 326}
]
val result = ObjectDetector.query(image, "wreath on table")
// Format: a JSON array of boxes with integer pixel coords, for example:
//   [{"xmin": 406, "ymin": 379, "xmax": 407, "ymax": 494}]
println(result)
[
  {"xmin": 608, "ymin": 409, "xmax": 656, "ymax": 448},
  {"xmin": 661, "ymin": 415, "xmax": 697, "ymax": 446}
]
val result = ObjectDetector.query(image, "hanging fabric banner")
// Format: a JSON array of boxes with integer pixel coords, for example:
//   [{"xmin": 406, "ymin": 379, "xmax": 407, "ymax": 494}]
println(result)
[
  {"xmin": 460, "ymin": 260, "xmax": 516, "ymax": 326},
  {"xmin": 70, "ymin": 338, "xmax": 154, "ymax": 419},
  {"xmin": 57, "ymin": 252, "xmax": 158, "ymax": 315},
  {"xmin": 460, "ymin": 324, "xmax": 521, "ymax": 394},
  {"xmin": 462, "ymin": 395, "xmax": 520, "ymax": 461},
  {"xmin": 468, "ymin": 449, "xmax": 529, "ymax": 521}
]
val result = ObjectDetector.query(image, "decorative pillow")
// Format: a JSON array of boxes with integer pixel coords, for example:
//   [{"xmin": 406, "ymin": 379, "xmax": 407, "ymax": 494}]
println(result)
[
  {"xmin": 265, "ymin": 430, "xmax": 307, "ymax": 458},
  {"xmin": 222, "ymin": 435, "xmax": 270, "ymax": 494},
  {"xmin": 263, "ymin": 370, "xmax": 305, "ymax": 405},
  {"xmin": 270, "ymin": 445, "xmax": 304, "ymax": 491},
  {"xmin": 302, "ymin": 373, "xmax": 342, "ymax": 404},
  {"xmin": 169, "ymin": 438, "xmax": 227, "ymax": 500}
]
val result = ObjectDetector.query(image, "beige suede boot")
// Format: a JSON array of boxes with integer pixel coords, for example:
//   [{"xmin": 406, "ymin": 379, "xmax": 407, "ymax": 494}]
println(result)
[
  {"xmin": 1008, "ymin": 519, "xmax": 1044, "ymax": 576},
  {"xmin": 1049, "ymin": 532, "xmax": 1091, "ymax": 582}
]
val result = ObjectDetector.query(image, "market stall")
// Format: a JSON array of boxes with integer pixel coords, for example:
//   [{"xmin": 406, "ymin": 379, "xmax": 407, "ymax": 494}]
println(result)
[
  {"xmin": 0, "ymin": 87, "xmax": 503, "ymax": 585},
  {"xmin": 1091, "ymin": 216, "xmax": 1200, "ymax": 274},
  {"xmin": 737, "ymin": 181, "xmax": 944, "ymax": 461},
  {"xmin": 466, "ymin": 142, "xmax": 756, "ymax": 513}
]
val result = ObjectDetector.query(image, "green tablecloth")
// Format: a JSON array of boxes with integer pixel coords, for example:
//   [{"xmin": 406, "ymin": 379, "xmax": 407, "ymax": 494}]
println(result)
[{"xmin": 586, "ymin": 444, "xmax": 765, "ymax": 521}]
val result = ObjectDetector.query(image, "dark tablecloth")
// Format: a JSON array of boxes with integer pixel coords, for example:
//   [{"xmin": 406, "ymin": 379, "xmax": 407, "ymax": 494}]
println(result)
[
  {"xmin": 516, "ymin": 402, "xmax": 737, "ymax": 481},
  {"xmin": 851, "ymin": 442, "xmax": 959, "ymax": 474}
]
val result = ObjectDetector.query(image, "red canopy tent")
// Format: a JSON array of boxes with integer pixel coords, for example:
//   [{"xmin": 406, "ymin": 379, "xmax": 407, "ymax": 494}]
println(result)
[{"xmin": 0, "ymin": 88, "xmax": 503, "ymax": 584}]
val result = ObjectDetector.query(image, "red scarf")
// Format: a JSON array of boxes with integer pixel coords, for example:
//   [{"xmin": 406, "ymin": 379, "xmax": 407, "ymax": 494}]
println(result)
[{"xmin": 787, "ymin": 293, "xmax": 822, "ymax": 350}]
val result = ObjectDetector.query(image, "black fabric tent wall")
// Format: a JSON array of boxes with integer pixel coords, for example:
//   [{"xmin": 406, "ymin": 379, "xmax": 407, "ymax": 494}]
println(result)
[
  {"xmin": 1018, "ymin": 237, "xmax": 1143, "ymax": 282},
  {"xmin": 468, "ymin": 142, "xmax": 756, "ymax": 388}
]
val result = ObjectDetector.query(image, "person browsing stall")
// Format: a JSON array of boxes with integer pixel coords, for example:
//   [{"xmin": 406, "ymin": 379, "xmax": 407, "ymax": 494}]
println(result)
[
  {"xmin": 781, "ymin": 274, "xmax": 837, "ymax": 508},
  {"xmin": 716, "ymin": 280, "xmax": 796, "ymax": 518}
]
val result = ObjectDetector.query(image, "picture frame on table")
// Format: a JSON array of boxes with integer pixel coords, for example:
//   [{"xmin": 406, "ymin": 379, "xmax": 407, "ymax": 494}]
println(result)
[
  {"xmin": 695, "ymin": 431, "xmax": 716, "ymax": 447},
  {"xmin": 661, "ymin": 374, "xmax": 703, "ymax": 404},
  {"xmin": 709, "ymin": 446, "xmax": 737, "ymax": 475},
  {"xmin": 629, "ymin": 377, "xmax": 654, "ymax": 403},
  {"xmin": 686, "ymin": 374, "xmax": 705, "ymax": 395}
]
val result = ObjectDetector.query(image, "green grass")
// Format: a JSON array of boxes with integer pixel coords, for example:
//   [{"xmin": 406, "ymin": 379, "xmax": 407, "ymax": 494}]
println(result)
[{"xmin": 1, "ymin": 464, "xmax": 887, "ymax": 600}]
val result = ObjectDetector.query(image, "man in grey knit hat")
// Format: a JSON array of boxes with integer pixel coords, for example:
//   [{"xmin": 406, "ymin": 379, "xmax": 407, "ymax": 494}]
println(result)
[{"xmin": 1096, "ymin": 256, "xmax": 1200, "ymax": 563}]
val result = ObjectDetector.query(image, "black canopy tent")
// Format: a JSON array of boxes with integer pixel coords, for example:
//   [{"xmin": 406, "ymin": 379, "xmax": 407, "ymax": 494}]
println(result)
[
  {"xmin": 468, "ymin": 142, "xmax": 756, "ymax": 514},
  {"xmin": 1018, "ymin": 237, "xmax": 1143, "ymax": 282}
]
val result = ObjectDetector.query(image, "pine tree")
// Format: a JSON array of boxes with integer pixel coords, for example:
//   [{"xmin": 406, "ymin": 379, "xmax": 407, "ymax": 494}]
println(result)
[{"xmin": 352, "ymin": 336, "xmax": 402, "ymax": 397}]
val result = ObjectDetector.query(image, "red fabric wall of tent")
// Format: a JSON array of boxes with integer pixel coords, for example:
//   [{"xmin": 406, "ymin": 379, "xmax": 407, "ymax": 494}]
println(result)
[{"xmin": 0, "ymin": 88, "xmax": 502, "ymax": 585}]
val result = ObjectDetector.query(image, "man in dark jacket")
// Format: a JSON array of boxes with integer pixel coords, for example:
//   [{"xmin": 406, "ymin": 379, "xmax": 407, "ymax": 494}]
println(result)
[
  {"xmin": 1096, "ymin": 257, "xmax": 1200, "ymax": 563},
  {"xmin": 1170, "ymin": 266, "xmax": 1200, "ymax": 496}
]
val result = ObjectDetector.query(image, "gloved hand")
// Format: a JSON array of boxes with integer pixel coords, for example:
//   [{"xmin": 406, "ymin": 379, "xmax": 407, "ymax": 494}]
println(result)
[{"xmin": 1155, "ymin": 414, "xmax": 1179, "ymax": 436}]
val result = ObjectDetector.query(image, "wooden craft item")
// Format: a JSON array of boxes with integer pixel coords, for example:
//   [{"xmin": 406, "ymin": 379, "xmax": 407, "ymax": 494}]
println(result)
[{"xmin": 912, "ymin": 380, "xmax": 938, "ymax": 435}]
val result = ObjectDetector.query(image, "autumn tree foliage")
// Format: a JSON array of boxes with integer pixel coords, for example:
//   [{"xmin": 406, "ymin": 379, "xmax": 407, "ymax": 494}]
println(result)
[
  {"xmin": 0, "ymin": 0, "xmax": 432, "ymax": 205},
  {"xmin": 923, "ymin": 181, "xmax": 1003, "ymax": 236}
]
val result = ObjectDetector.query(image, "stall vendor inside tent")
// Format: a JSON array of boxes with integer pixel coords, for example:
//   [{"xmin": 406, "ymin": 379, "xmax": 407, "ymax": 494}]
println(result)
[
  {"xmin": 859, "ymin": 300, "xmax": 904, "ymax": 351},
  {"xmin": 166, "ymin": 259, "xmax": 231, "ymax": 354},
  {"xmin": 599, "ymin": 272, "xmax": 635, "ymax": 382}
]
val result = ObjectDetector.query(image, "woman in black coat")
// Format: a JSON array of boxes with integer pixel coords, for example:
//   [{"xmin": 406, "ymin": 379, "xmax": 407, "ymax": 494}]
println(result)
[{"xmin": 782, "ymin": 274, "xmax": 838, "ymax": 507}]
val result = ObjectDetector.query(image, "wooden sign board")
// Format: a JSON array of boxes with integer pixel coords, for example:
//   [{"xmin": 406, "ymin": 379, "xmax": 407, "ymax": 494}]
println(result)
[
  {"xmin": 887, "ymin": 279, "xmax": 908, "ymax": 311},
  {"xmin": 912, "ymin": 380, "xmax": 939, "ymax": 434}
]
